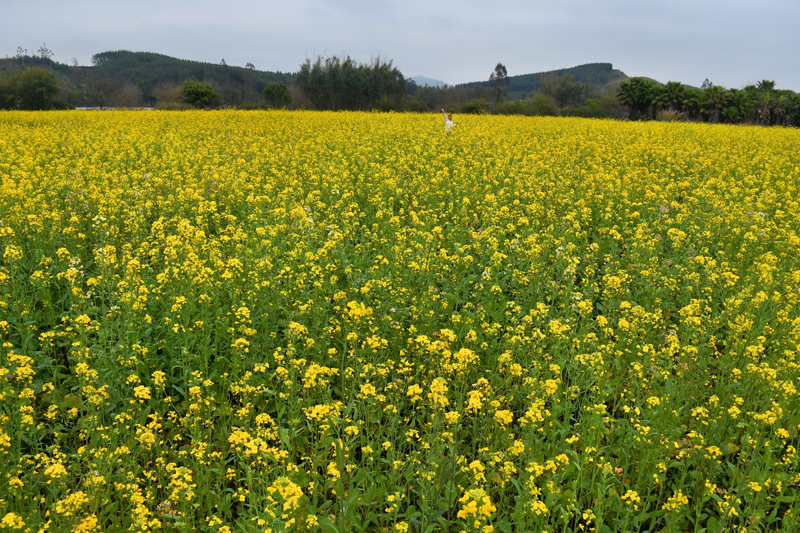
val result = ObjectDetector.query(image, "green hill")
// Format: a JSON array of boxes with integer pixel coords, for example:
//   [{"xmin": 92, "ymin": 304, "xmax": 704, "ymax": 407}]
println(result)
[
  {"xmin": 458, "ymin": 62, "xmax": 627, "ymax": 100},
  {"xmin": 0, "ymin": 50, "xmax": 292, "ymax": 107}
]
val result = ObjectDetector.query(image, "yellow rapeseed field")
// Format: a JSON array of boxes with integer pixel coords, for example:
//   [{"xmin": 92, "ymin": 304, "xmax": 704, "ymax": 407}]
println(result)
[{"xmin": 1, "ymin": 110, "xmax": 800, "ymax": 532}]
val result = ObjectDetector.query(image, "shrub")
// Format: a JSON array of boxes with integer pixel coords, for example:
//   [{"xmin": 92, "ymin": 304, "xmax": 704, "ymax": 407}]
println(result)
[
  {"xmin": 592, "ymin": 94, "xmax": 624, "ymax": 119},
  {"xmin": 377, "ymin": 97, "xmax": 402, "ymax": 112},
  {"xmin": 288, "ymin": 86, "xmax": 314, "ymax": 110},
  {"xmin": 182, "ymin": 79, "xmax": 219, "ymax": 108},
  {"xmin": 656, "ymin": 108, "xmax": 684, "ymax": 122},
  {"xmin": 460, "ymin": 99, "xmax": 489, "ymax": 114},
  {"xmin": 263, "ymin": 82, "xmax": 291, "ymax": 108},
  {"xmin": 153, "ymin": 83, "xmax": 185, "ymax": 106},
  {"xmin": 561, "ymin": 104, "xmax": 595, "ymax": 118},
  {"xmin": 491, "ymin": 101, "xmax": 525, "ymax": 115},
  {"xmin": 524, "ymin": 93, "xmax": 557, "ymax": 116},
  {"xmin": 405, "ymin": 99, "xmax": 429, "ymax": 113}
]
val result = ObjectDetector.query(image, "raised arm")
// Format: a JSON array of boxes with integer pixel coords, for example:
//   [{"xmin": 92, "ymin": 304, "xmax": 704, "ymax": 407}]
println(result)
[{"xmin": 441, "ymin": 108, "xmax": 448, "ymax": 121}]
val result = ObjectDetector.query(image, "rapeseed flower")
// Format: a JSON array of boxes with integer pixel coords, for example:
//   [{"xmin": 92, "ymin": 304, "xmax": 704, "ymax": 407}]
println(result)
[{"xmin": 1, "ymin": 110, "xmax": 798, "ymax": 531}]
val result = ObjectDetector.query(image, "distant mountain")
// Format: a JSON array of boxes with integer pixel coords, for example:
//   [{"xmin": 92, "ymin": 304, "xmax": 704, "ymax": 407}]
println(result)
[
  {"xmin": 458, "ymin": 63, "xmax": 628, "ymax": 99},
  {"xmin": 410, "ymin": 75, "xmax": 447, "ymax": 88}
]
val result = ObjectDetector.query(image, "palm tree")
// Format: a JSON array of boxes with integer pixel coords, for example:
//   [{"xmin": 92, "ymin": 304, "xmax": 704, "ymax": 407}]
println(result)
[
  {"xmin": 646, "ymin": 84, "xmax": 663, "ymax": 119},
  {"xmin": 616, "ymin": 78, "xmax": 656, "ymax": 120},
  {"xmin": 616, "ymin": 81, "xmax": 636, "ymax": 119},
  {"xmin": 703, "ymin": 86, "xmax": 727, "ymax": 123},
  {"xmin": 683, "ymin": 90, "xmax": 703, "ymax": 121},
  {"xmin": 753, "ymin": 94, "xmax": 770, "ymax": 125},
  {"xmin": 771, "ymin": 93, "xmax": 790, "ymax": 126},
  {"xmin": 660, "ymin": 81, "xmax": 687, "ymax": 112},
  {"xmin": 756, "ymin": 80, "xmax": 776, "ymax": 93},
  {"xmin": 786, "ymin": 93, "xmax": 800, "ymax": 126}
]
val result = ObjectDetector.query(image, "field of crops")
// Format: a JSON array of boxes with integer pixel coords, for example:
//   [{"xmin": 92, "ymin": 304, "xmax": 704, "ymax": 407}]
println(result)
[{"xmin": 1, "ymin": 110, "xmax": 799, "ymax": 532}]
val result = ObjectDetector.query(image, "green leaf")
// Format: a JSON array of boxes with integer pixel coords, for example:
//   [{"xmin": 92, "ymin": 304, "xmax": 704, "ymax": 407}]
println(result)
[
  {"xmin": 343, "ymin": 488, "xmax": 361, "ymax": 520},
  {"xmin": 279, "ymin": 428, "xmax": 290, "ymax": 448},
  {"xmin": 318, "ymin": 516, "xmax": 341, "ymax": 533}
]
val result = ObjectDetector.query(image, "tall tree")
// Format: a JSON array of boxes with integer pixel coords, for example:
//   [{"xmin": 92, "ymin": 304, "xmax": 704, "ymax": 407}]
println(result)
[
  {"xmin": 489, "ymin": 63, "xmax": 509, "ymax": 104},
  {"xmin": 616, "ymin": 78, "xmax": 656, "ymax": 120},
  {"xmin": 37, "ymin": 43, "xmax": 54, "ymax": 59},
  {"xmin": 703, "ymin": 85, "xmax": 727, "ymax": 123},
  {"xmin": 86, "ymin": 77, "xmax": 119, "ymax": 109},
  {"xmin": 682, "ymin": 89, "xmax": 704, "ymax": 121},
  {"xmin": 542, "ymin": 73, "xmax": 586, "ymax": 108},
  {"xmin": 16, "ymin": 47, "xmax": 28, "ymax": 68}
]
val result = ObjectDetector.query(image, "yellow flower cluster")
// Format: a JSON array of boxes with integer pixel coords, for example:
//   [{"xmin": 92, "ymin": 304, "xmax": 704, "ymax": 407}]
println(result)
[{"xmin": 0, "ymin": 110, "xmax": 798, "ymax": 531}]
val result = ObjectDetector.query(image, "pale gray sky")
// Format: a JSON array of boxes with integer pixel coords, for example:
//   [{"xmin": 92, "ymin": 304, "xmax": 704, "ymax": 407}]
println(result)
[{"xmin": 4, "ymin": 0, "xmax": 800, "ymax": 90}]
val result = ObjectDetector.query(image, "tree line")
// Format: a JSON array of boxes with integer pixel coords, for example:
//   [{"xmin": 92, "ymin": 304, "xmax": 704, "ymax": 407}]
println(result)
[
  {"xmin": 294, "ymin": 55, "xmax": 406, "ymax": 111},
  {"xmin": 2, "ymin": 47, "xmax": 799, "ymax": 128},
  {"xmin": 616, "ymin": 78, "xmax": 799, "ymax": 126}
]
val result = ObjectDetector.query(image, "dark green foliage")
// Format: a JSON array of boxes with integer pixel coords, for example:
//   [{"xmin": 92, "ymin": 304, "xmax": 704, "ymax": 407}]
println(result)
[
  {"xmin": 617, "ymin": 77, "xmax": 800, "ymax": 126},
  {"xmin": 589, "ymin": 94, "xmax": 624, "ymax": 119},
  {"xmin": 182, "ymin": 79, "xmax": 219, "ymax": 108},
  {"xmin": 491, "ymin": 100, "xmax": 526, "ymax": 115},
  {"xmin": 703, "ymin": 85, "xmax": 727, "ymax": 123},
  {"xmin": 756, "ymin": 80, "xmax": 776, "ymax": 92},
  {"xmin": 0, "ymin": 67, "xmax": 60, "ymax": 110},
  {"xmin": 460, "ymin": 98, "xmax": 489, "ymax": 114},
  {"xmin": 263, "ymin": 81, "xmax": 291, "ymax": 108},
  {"xmin": 526, "ymin": 93, "xmax": 559, "ymax": 116},
  {"xmin": 657, "ymin": 81, "xmax": 688, "ymax": 111},
  {"xmin": 562, "ymin": 95, "xmax": 623, "ymax": 119},
  {"xmin": 405, "ymin": 99, "xmax": 429, "ymax": 113},
  {"xmin": 0, "ymin": 73, "xmax": 15, "ymax": 109},
  {"xmin": 492, "ymin": 93, "xmax": 558, "ymax": 116},
  {"xmin": 616, "ymin": 77, "xmax": 657, "ymax": 119},
  {"xmin": 295, "ymin": 55, "xmax": 406, "ymax": 111},
  {"xmin": 17, "ymin": 68, "xmax": 60, "ymax": 109}
]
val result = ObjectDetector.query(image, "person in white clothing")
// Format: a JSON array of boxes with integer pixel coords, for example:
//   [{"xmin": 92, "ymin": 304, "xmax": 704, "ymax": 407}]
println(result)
[{"xmin": 442, "ymin": 108, "xmax": 458, "ymax": 133}]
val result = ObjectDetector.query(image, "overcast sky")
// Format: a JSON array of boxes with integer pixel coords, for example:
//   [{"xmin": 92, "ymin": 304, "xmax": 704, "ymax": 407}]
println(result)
[{"xmin": 4, "ymin": 0, "xmax": 800, "ymax": 90}]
